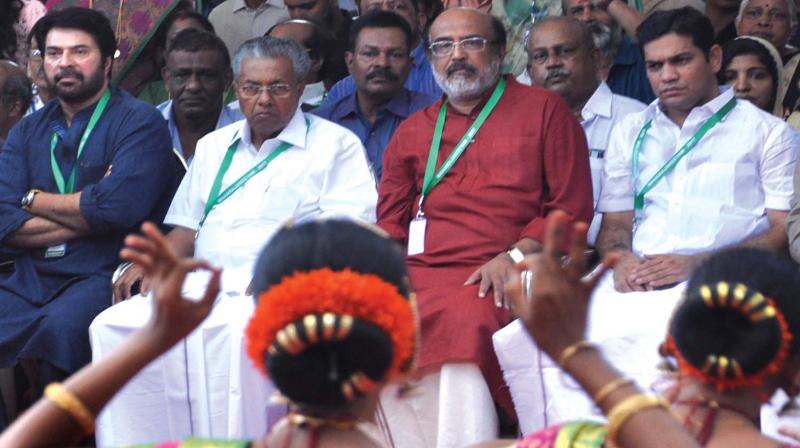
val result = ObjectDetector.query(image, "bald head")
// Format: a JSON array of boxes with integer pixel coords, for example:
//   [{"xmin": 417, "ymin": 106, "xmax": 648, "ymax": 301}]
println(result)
[
  {"xmin": 426, "ymin": 8, "xmax": 506, "ymax": 51},
  {"xmin": 529, "ymin": 17, "xmax": 594, "ymax": 53},
  {"xmin": 0, "ymin": 61, "xmax": 32, "ymax": 140},
  {"xmin": 526, "ymin": 17, "xmax": 599, "ymax": 112},
  {"xmin": 268, "ymin": 20, "xmax": 330, "ymax": 81}
]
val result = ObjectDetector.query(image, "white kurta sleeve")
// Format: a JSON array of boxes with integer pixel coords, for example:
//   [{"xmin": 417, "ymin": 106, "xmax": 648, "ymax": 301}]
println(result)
[
  {"xmin": 597, "ymin": 117, "xmax": 638, "ymax": 213},
  {"xmin": 317, "ymin": 127, "xmax": 378, "ymax": 223},
  {"xmin": 760, "ymin": 123, "xmax": 799, "ymax": 211}
]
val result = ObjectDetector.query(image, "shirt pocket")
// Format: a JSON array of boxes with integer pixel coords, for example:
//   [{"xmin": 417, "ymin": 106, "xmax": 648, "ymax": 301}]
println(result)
[{"xmin": 238, "ymin": 181, "xmax": 302, "ymax": 225}]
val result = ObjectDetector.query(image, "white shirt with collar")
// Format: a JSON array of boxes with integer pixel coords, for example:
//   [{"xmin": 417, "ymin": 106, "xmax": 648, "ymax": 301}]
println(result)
[
  {"xmin": 91, "ymin": 108, "xmax": 376, "ymax": 446},
  {"xmin": 599, "ymin": 87, "xmax": 798, "ymax": 256},
  {"xmin": 580, "ymin": 82, "xmax": 646, "ymax": 244},
  {"xmin": 165, "ymin": 107, "xmax": 377, "ymax": 290},
  {"xmin": 494, "ymin": 86, "xmax": 799, "ymax": 433}
]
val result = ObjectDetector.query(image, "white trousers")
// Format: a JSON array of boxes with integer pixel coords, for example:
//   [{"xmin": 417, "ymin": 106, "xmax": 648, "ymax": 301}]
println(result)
[
  {"xmin": 378, "ymin": 363, "xmax": 499, "ymax": 448},
  {"xmin": 494, "ymin": 272, "xmax": 685, "ymax": 433},
  {"xmin": 89, "ymin": 276, "xmax": 282, "ymax": 447}
]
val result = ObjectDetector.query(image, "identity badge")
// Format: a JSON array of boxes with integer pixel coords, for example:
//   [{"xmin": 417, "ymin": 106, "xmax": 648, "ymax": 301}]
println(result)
[
  {"xmin": 407, "ymin": 217, "xmax": 427, "ymax": 256},
  {"xmin": 45, "ymin": 243, "xmax": 66, "ymax": 258}
]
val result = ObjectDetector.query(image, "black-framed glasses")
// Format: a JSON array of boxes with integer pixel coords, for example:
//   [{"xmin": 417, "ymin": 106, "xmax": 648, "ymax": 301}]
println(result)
[
  {"xmin": 237, "ymin": 82, "xmax": 294, "ymax": 98},
  {"xmin": 428, "ymin": 37, "xmax": 493, "ymax": 58}
]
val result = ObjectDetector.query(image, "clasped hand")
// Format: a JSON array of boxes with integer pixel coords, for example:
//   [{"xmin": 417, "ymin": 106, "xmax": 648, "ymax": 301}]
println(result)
[{"xmin": 614, "ymin": 253, "xmax": 697, "ymax": 292}]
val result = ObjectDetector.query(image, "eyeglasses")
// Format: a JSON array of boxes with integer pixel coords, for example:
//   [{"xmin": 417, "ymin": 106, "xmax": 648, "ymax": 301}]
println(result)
[
  {"xmin": 237, "ymin": 82, "xmax": 294, "ymax": 98},
  {"xmin": 428, "ymin": 37, "xmax": 493, "ymax": 58},
  {"xmin": 528, "ymin": 44, "xmax": 580, "ymax": 66},
  {"xmin": 742, "ymin": 6, "xmax": 789, "ymax": 22}
]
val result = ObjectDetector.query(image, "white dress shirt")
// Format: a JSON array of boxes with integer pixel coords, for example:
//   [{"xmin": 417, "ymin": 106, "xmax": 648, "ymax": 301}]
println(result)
[
  {"xmin": 599, "ymin": 87, "xmax": 798, "ymax": 256},
  {"xmin": 581, "ymin": 82, "xmax": 646, "ymax": 244},
  {"xmin": 91, "ymin": 108, "xmax": 376, "ymax": 446},
  {"xmin": 165, "ymin": 107, "xmax": 377, "ymax": 290}
]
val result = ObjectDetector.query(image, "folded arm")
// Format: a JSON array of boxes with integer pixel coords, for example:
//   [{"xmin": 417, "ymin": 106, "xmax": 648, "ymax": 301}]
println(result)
[{"xmin": 4, "ymin": 216, "xmax": 89, "ymax": 248}]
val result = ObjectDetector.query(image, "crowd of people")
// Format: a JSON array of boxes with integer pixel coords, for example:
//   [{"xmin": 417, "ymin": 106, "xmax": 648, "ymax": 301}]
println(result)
[{"xmin": 2, "ymin": 0, "xmax": 800, "ymax": 446}]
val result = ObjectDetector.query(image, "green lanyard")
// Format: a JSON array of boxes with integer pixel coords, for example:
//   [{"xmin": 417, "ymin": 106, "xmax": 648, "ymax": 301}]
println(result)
[
  {"xmin": 49, "ymin": 88, "xmax": 111, "ymax": 193},
  {"xmin": 418, "ymin": 78, "xmax": 506, "ymax": 216},
  {"xmin": 632, "ymin": 96, "xmax": 736, "ymax": 220},
  {"xmin": 198, "ymin": 117, "xmax": 309, "ymax": 229}
]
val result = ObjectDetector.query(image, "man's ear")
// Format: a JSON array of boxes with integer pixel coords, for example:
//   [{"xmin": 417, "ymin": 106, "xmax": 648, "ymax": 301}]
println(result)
[
  {"xmin": 709, "ymin": 44, "xmax": 722, "ymax": 74},
  {"xmin": 9, "ymin": 99, "xmax": 25, "ymax": 120},
  {"xmin": 345, "ymin": 51, "xmax": 355, "ymax": 75},
  {"xmin": 104, "ymin": 56, "xmax": 113, "ymax": 78},
  {"xmin": 223, "ymin": 67, "xmax": 233, "ymax": 90}
]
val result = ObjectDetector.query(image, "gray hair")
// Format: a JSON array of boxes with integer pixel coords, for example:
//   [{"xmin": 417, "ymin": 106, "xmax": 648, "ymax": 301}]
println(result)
[
  {"xmin": 0, "ymin": 61, "xmax": 33, "ymax": 113},
  {"xmin": 232, "ymin": 36, "xmax": 311, "ymax": 83},
  {"xmin": 737, "ymin": 0, "xmax": 797, "ymax": 30}
]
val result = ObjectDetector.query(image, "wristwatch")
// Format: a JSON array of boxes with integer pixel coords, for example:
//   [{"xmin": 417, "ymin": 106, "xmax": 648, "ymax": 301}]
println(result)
[
  {"xmin": 506, "ymin": 247, "xmax": 525, "ymax": 264},
  {"xmin": 20, "ymin": 189, "xmax": 41, "ymax": 210}
]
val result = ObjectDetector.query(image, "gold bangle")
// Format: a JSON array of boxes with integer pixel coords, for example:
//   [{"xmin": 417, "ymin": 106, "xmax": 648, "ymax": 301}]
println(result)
[
  {"xmin": 606, "ymin": 394, "xmax": 669, "ymax": 444},
  {"xmin": 557, "ymin": 341, "xmax": 598, "ymax": 368},
  {"xmin": 593, "ymin": 377, "xmax": 635, "ymax": 407},
  {"xmin": 44, "ymin": 383, "xmax": 95, "ymax": 434}
]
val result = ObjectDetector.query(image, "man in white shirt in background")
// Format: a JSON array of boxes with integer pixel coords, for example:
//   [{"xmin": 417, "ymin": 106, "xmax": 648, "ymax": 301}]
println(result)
[
  {"xmin": 88, "ymin": 36, "xmax": 376, "ymax": 447},
  {"xmin": 526, "ymin": 16, "xmax": 645, "ymax": 244},
  {"xmin": 497, "ymin": 7, "xmax": 798, "ymax": 431}
]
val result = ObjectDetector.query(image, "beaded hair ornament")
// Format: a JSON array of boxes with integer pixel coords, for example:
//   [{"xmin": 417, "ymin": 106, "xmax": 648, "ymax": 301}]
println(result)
[
  {"xmin": 666, "ymin": 281, "xmax": 793, "ymax": 392},
  {"xmin": 245, "ymin": 268, "xmax": 417, "ymax": 402}
]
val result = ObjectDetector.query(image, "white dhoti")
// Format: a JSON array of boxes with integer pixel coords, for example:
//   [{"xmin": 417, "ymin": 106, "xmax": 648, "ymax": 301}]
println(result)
[
  {"xmin": 89, "ymin": 272, "xmax": 283, "ymax": 447},
  {"xmin": 378, "ymin": 363, "xmax": 498, "ymax": 448},
  {"xmin": 494, "ymin": 272, "xmax": 685, "ymax": 433}
]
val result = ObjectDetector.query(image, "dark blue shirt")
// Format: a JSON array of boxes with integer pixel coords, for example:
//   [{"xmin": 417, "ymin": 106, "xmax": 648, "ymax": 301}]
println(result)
[
  {"xmin": 0, "ymin": 87, "xmax": 177, "ymax": 372},
  {"xmin": 322, "ymin": 43, "xmax": 443, "ymax": 103},
  {"xmin": 312, "ymin": 88, "xmax": 436, "ymax": 179},
  {"xmin": 607, "ymin": 37, "xmax": 656, "ymax": 104},
  {"xmin": 0, "ymin": 86, "xmax": 176, "ymax": 279}
]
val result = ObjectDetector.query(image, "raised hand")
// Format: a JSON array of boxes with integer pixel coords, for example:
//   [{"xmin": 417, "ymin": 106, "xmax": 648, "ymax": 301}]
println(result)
[
  {"xmin": 505, "ymin": 211, "xmax": 618, "ymax": 359},
  {"xmin": 119, "ymin": 222, "xmax": 221, "ymax": 349}
]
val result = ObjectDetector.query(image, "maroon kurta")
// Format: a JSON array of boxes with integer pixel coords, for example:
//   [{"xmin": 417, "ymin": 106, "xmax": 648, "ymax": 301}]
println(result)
[{"xmin": 377, "ymin": 76, "xmax": 593, "ymax": 417}]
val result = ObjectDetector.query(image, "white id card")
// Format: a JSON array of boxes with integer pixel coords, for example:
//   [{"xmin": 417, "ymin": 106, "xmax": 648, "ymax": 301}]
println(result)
[
  {"xmin": 45, "ymin": 243, "xmax": 66, "ymax": 258},
  {"xmin": 407, "ymin": 217, "xmax": 427, "ymax": 255}
]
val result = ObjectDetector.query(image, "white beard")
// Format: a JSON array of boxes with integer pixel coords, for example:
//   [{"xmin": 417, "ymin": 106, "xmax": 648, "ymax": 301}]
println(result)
[{"xmin": 433, "ymin": 56, "xmax": 502, "ymax": 102}]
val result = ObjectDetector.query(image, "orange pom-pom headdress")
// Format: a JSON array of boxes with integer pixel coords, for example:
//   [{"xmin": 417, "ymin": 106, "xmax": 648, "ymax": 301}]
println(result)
[
  {"xmin": 667, "ymin": 282, "xmax": 793, "ymax": 393},
  {"xmin": 245, "ymin": 268, "xmax": 417, "ymax": 384}
]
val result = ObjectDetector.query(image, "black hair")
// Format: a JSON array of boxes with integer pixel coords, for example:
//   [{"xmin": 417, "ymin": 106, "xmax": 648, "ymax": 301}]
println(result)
[
  {"xmin": 156, "ymin": 7, "xmax": 215, "ymax": 50},
  {"xmin": 636, "ymin": 7, "xmax": 714, "ymax": 58},
  {"xmin": 718, "ymin": 38, "xmax": 779, "ymax": 108},
  {"xmin": 348, "ymin": 11, "xmax": 414, "ymax": 52},
  {"xmin": 165, "ymin": 28, "xmax": 231, "ymax": 68},
  {"xmin": 34, "ymin": 7, "xmax": 117, "ymax": 62},
  {"xmin": 266, "ymin": 19, "xmax": 333, "ymax": 64},
  {"xmin": 0, "ymin": 64, "xmax": 33, "ymax": 113},
  {"xmin": 251, "ymin": 219, "xmax": 411, "ymax": 408},
  {"xmin": 423, "ymin": 10, "xmax": 507, "ymax": 52},
  {"xmin": 671, "ymin": 248, "xmax": 800, "ymax": 380}
]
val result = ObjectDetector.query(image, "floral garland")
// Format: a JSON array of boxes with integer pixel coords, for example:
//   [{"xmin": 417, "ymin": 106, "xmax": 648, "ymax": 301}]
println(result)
[{"xmin": 245, "ymin": 268, "xmax": 416, "ymax": 380}]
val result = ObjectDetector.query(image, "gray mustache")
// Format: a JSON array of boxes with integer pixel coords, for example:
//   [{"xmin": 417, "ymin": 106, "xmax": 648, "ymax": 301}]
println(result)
[
  {"xmin": 544, "ymin": 68, "xmax": 570, "ymax": 82},
  {"xmin": 446, "ymin": 62, "xmax": 478, "ymax": 77}
]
